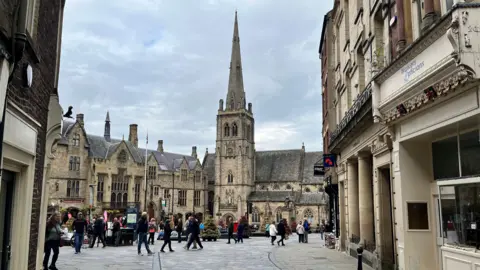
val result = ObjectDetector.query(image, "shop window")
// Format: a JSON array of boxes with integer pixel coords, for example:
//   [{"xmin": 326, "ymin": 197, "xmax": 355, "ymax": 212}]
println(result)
[
  {"xmin": 440, "ymin": 183, "xmax": 480, "ymax": 249},
  {"xmin": 460, "ymin": 130, "xmax": 480, "ymax": 177},
  {"xmin": 432, "ymin": 136, "xmax": 459, "ymax": 180},
  {"xmin": 407, "ymin": 202, "xmax": 429, "ymax": 230}
]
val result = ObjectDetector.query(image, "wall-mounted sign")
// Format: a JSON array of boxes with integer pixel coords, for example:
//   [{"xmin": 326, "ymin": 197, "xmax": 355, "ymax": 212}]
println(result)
[
  {"xmin": 314, "ymin": 165, "xmax": 325, "ymax": 176},
  {"xmin": 323, "ymin": 154, "xmax": 336, "ymax": 168}
]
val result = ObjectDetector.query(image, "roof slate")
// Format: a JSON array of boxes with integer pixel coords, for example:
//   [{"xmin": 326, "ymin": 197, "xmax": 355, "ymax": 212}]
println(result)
[
  {"xmin": 255, "ymin": 150, "xmax": 304, "ymax": 182},
  {"xmin": 59, "ymin": 120, "xmax": 197, "ymax": 171},
  {"xmin": 302, "ymin": 151, "xmax": 324, "ymax": 184}
]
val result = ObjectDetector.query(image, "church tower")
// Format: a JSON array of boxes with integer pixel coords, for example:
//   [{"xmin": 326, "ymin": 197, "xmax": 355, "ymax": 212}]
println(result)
[{"xmin": 214, "ymin": 11, "xmax": 255, "ymax": 221}]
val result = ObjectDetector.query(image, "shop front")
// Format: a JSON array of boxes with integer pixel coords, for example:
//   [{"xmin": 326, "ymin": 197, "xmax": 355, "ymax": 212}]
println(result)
[{"xmin": 373, "ymin": 5, "xmax": 480, "ymax": 270}]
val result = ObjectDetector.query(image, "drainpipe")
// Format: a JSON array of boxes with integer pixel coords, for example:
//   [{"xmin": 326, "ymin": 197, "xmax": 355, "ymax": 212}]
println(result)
[{"xmin": 388, "ymin": 141, "xmax": 398, "ymax": 268}]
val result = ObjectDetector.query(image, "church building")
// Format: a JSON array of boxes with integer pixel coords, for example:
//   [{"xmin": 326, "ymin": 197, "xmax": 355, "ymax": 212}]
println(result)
[{"xmin": 202, "ymin": 12, "xmax": 327, "ymax": 228}]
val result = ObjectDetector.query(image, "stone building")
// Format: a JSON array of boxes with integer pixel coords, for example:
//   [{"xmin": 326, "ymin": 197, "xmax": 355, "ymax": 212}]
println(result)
[
  {"xmin": 321, "ymin": 1, "xmax": 474, "ymax": 270},
  {"xmin": 202, "ymin": 12, "xmax": 327, "ymax": 228},
  {"xmin": 48, "ymin": 113, "xmax": 205, "ymax": 222},
  {"xmin": 0, "ymin": 0, "xmax": 65, "ymax": 269}
]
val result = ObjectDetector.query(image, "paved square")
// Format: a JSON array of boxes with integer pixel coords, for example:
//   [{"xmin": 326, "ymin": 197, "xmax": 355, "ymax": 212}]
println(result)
[{"xmin": 55, "ymin": 234, "xmax": 372, "ymax": 270}]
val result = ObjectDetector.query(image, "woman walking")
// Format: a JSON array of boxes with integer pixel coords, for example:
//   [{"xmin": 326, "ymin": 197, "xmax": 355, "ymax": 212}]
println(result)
[
  {"xmin": 43, "ymin": 213, "xmax": 63, "ymax": 270},
  {"xmin": 296, "ymin": 221, "xmax": 305, "ymax": 243},
  {"xmin": 268, "ymin": 222, "xmax": 277, "ymax": 245},
  {"xmin": 160, "ymin": 219, "xmax": 174, "ymax": 252}
]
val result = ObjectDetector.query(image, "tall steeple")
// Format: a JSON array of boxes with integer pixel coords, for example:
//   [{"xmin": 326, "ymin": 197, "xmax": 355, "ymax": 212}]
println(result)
[
  {"xmin": 104, "ymin": 111, "xmax": 111, "ymax": 142},
  {"xmin": 226, "ymin": 11, "xmax": 246, "ymax": 111}
]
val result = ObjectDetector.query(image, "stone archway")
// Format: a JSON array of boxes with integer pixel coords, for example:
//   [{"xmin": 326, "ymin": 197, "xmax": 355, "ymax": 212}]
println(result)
[{"xmin": 222, "ymin": 213, "xmax": 236, "ymax": 225}]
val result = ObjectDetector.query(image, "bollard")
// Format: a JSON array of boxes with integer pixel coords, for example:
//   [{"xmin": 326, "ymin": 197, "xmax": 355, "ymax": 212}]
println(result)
[{"xmin": 357, "ymin": 246, "xmax": 364, "ymax": 270}]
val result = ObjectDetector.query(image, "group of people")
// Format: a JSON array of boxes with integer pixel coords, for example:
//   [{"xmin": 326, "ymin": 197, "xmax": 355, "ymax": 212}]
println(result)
[{"xmin": 266, "ymin": 218, "xmax": 319, "ymax": 246}]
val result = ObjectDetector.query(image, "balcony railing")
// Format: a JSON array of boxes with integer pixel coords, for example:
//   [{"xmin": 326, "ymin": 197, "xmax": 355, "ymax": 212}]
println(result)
[{"xmin": 101, "ymin": 201, "xmax": 140, "ymax": 210}]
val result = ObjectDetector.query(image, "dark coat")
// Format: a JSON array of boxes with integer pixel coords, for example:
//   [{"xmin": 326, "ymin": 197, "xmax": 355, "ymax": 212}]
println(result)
[
  {"xmin": 190, "ymin": 220, "xmax": 201, "ymax": 236},
  {"xmin": 137, "ymin": 217, "xmax": 149, "ymax": 233},
  {"xmin": 94, "ymin": 218, "xmax": 105, "ymax": 234},
  {"xmin": 277, "ymin": 222, "xmax": 285, "ymax": 235},
  {"xmin": 237, "ymin": 223, "xmax": 244, "ymax": 237},
  {"xmin": 163, "ymin": 222, "xmax": 172, "ymax": 240}
]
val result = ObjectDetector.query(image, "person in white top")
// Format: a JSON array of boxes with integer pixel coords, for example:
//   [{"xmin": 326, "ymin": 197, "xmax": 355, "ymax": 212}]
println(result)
[
  {"xmin": 296, "ymin": 221, "xmax": 305, "ymax": 243},
  {"xmin": 269, "ymin": 222, "xmax": 278, "ymax": 246}
]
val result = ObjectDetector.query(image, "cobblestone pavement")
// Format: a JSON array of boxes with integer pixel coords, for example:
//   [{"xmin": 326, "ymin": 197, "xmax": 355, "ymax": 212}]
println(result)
[{"xmin": 55, "ymin": 234, "xmax": 372, "ymax": 270}]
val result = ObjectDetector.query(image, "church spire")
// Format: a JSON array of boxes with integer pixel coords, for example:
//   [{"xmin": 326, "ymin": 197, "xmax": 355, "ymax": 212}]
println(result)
[
  {"xmin": 226, "ymin": 10, "xmax": 246, "ymax": 111},
  {"xmin": 104, "ymin": 111, "xmax": 111, "ymax": 142}
]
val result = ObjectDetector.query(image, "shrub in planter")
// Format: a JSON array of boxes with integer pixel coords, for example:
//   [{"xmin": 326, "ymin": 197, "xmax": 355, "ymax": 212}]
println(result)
[{"xmin": 201, "ymin": 216, "xmax": 220, "ymax": 241}]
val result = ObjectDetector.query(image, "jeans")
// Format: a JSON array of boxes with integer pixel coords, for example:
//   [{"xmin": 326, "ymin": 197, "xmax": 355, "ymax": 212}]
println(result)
[
  {"xmin": 270, "ymin": 235, "xmax": 277, "ymax": 245},
  {"xmin": 74, "ymin": 232, "xmax": 84, "ymax": 253},
  {"xmin": 227, "ymin": 233, "xmax": 236, "ymax": 243},
  {"xmin": 148, "ymin": 232, "xmax": 155, "ymax": 244},
  {"xmin": 161, "ymin": 238, "xmax": 172, "ymax": 251},
  {"xmin": 89, "ymin": 232, "xmax": 106, "ymax": 247},
  {"xmin": 43, "ymin": 240, "xmax": 60, "ymax": 268},
  {"xmin": 114, "ymin": 231, "xmax": 121, "ymax": 246},
  {"xmin": 298, "ymin": 234, "xmax": 304, "ymax": 243},
  {"xmin": 186, "ymin": 234, "xmax": 203, "ymax": 249},
  {"xmin": 137, "ymin": 232, "xmax": 152, "ymax": 254},
  {"xmin": 303, "ymin": 231, "xmax": 308, "ymax": 243},
  {"xmin": 320, "ymin": 232, "xmax": 324, "ymax": 240}
]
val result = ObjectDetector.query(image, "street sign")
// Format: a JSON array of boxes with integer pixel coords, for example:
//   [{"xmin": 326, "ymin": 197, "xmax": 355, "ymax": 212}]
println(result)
[
  {"xmin": 162, "ymin": 200, "xmax": 166, "ymax": 207},
  {"xmin": 314, "ymin": 165, "xmax": 325, "ymax": 176}
]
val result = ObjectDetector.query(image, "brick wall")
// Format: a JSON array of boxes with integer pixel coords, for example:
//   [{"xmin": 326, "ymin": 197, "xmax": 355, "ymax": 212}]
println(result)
[{"xmin": 6, "ymin": 0, "xmax": 64, "ymax": 268}]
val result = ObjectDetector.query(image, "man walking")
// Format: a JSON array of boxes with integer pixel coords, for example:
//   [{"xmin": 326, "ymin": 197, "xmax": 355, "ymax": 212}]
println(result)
[
  {"xmin": 184, "ymin": 215, "xmax": 198, "ymax": 249},
  {"xmin": 72, "ymin": 213, "xmax": 87, "ymax": 254},
  {"xmin": 160, "ymin": 219, "xmax": 174, "ymax": 253},
  {"xmin": 136, "ymin": 212, "xmax": 154, "ymax": 256},
  {"xmin": 186, "ymin": 218, "xmax": 203, "ymax": 250},
  {"xmin": 89, "ymin": 215, "xmax": 106, "ymax": 248},
  {"xmin": 303, "ymin": 218, "xmax": 310, "ymax": 243},
  {"xmin": 227, "ymin": 217, "xmax": 237, "ymax": 244}
]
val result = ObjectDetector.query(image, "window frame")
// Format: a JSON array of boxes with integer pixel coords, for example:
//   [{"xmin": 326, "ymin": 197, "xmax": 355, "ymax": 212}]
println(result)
[
  {"xmin": 405, "ymin": 201, "xmax": 430, "ymax": 231},
  {"xmin": 194, "ymin": 190, "xmax": 201, "ymax": 207},
  {"xmin": 178, "ymin": 190, "xmax": 187, "ymax": 206}
]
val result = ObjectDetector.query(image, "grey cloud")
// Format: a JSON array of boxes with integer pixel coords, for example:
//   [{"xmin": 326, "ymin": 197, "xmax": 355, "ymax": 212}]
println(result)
[{"xmin": 59, "ymin": 0, "xmax": 331, "ymax": 156}]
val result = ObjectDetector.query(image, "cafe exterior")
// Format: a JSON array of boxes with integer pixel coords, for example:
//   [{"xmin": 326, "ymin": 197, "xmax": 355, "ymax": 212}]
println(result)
[{"xmin": 373, "ymin": 4, "xmax": 480, "ymax": 270}]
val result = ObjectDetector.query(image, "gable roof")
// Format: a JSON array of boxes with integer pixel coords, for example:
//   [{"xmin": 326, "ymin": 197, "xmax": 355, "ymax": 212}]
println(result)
[
  {"xmin": 59, "ymin": 120, "xmax": 197, "ymax": 168},
  {"xmin": 255, "ymin": 149, "xmax": 304, "ymax": 182}
]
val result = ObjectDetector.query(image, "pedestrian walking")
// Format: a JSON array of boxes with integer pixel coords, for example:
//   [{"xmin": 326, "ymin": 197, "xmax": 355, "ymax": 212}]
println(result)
[
  {"xmin": 89, "ymin": 215, "xmax": 106, "ymax": 248},
  {"xmin": 185, "ymin": 218, "xmax": 203, "ymax": 250},
  {"xmin": 148, "ymin": 218, "xmax": 157, "ymax": 245},
  {"xmin": 112, "ymin": 217, "xmax": 121, "ymax": 247},
  {"xmin": 184, "ymin": 216, "xmax": 198, "ymax": 249},
  {"xmin": 276, "ymin": 220, "xmax": 286, "ymax": 246},
  {"xmin": 319, "ymin": 222, "xmax": 325, "ymax": 240},
  {"xmin": 175, "ymin": 218, "xmax": 183, "ymax": 243},
  {"xmin": 268, "ymin": 222, "xmax": 277, "ymax": 245},
  {"xmin": 72, "ymin": 213, "xmax": 87, "ymax": 253},
  {"xmin": 227, "ymin": 218, "xmax": 237, "ymax": 244},
  {"xmin": 236, "ymin": 221, "xmax": 244, "ymax": 243},
  {"xmin": 160, "ymin": 219, "xmax": 174, "ymax": 253},
  {"xmin": 43, "ymin": 213, "xmax": 62, "ymax": 270},
  {"xmin": 136, "ymin": 212, "xmax": 154, "ymax": 256},
  {"xmin": 296, "ymin": 221, "xmax": 305, "ymax": 243}
]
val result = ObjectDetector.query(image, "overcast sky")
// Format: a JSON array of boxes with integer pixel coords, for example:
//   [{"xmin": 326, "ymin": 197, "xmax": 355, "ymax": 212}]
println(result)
[{"xmin": 59, "ymin": 0, "xmax": 331, "ymax": 161}]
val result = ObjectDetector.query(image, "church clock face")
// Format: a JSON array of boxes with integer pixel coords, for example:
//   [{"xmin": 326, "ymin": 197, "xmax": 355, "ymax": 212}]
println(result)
[{"xmin": 227, "ymin": 148, "xmax": 233, "ymax": 155}]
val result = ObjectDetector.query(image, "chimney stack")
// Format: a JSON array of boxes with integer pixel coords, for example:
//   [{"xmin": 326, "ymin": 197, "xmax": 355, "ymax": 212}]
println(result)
[
  {"xmin": 76, "ymin": 114, "xmax": 84, "ymax": 126},
  {"xmin": 157, "ymin": 140, "xmax": 164, "ymax": 152},
  {"xmin": 192, "ymin": 146, "xmax": 197, "ymax": 158},
  {"xmin": 128, "ymin": 124, "xmax": 138, "ymax": 147}
]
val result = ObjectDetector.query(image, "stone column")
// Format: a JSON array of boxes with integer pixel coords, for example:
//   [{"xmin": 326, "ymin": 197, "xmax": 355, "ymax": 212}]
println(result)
[
  {"xmin": 339, "ymin": 181, "xmax": 346, "ymax": 250},
  {"xmin": 347, "ymin": 161, "xmax": 360, "ymax": 239},
  {"xmin": 104, "ymin": 172, "xmax": 112, "ymax": 205},
  {"xmin": 422, "ymin": 0, "xmax": 436, "ymax": 31},
  {"xmin": 396, "ymin": 0, "xmax": 406, "ymax": 52},
  {"xmin": 128, "ymin": 175, "xmax": 135, "ymax": 202},
  {"xmin": 358, "ymin": 152, "xmax": 374, "ymax": 244}
]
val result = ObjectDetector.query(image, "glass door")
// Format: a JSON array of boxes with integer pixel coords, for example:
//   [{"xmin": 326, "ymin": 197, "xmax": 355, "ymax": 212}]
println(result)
[
  {"xmin": 0, "ymin": 170, "xmax": 15, "ymax": 270},
  {"xmin": 434, "ymin": 195, "xmax": 446, "ymax": 270}
]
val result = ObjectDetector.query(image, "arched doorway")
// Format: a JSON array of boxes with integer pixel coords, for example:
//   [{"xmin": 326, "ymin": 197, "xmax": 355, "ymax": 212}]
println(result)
[
  {"xmin": 222, "ymin": 213, "xmax": 236, "ymax": 225},
  {"xmin": 148, "ymin": 202, "xmax": 156, "ymax": 220},
  {"xmin": 208, "ymin": 191, "xmax": 214, "ymax": 216}
]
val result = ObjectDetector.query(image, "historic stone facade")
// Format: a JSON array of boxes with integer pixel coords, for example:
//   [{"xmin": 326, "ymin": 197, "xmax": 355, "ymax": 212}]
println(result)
[
  {"xmin": 48, "ymin": 113, "xmax": 205, "ymax": 222},
  {"xmin": 202, "ymin": 12, "xmax": 327, "ymax": 229}
]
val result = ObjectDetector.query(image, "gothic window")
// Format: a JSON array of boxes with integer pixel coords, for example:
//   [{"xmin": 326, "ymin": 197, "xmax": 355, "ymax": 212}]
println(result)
[
  {"xmin": 273, "ymin": 184, "xmax": 279, "ymax": 190},
  {"xmin": 69, "ymin": 156, "xmax": 80, "ymax": 171},
  {"xmin": 134, "ymin": 177, "xmax": 141, "ymax": 202},
  {"xmin": 252, "ymin": 207, "xmax": 260, "ymax": 223},
  {"xmin": 305, "ymin": 187, "xmax": 311, "ymax": 192},
  {"xmin": 194, "ymin": 190, "xmax": 201, "ymax": 206},
  {"xmin": 224, "ymin": 123, "xmax": 230, "ymax": 137},
  {"xmin": 111, "ymin": 193, "xmax": 116, "ymax": 202},
  {"xmin": 112, "ymin": 169, "xmax": 128, "ymax": 206},
  {"xmin": 304, "ymin": 208, "xmax": 314, "ymax": 219},
  {"xmin": 73, "ymin": 133, "xmax": 80, "ymax": 146},
  {"xmin": 181, "ymin": 169, "xmax": 188, "ymax": 181},
  {"xmin": 227, "ymin": 171, "xmax": 234, "ymax": 183},
  {"xmin": 276, "ymin": 209, "xmax": 283, "ymax": 223},
  {"xmin": 232, "ymin": 123, "xmax": 238, "ymax": 136},
  {"xmin": 286, "ymin": 184, "xmax": 292, "ymax": 190},
  {"xmin": 148, "ymin": 165, "xmax": 156, "ymax": 180},
  {"xmin": 66, "ymin": 180, "xmax": 80, "ymax": 197},
  {"xmin": 97, "ymin": 174, "xmax": 105, "ymax": 202},
  {"xmin": 154, "ymin": 186, "xmax": 159, "ymax": 195},
  {"xmin": 123, "ymin": 193, "xmax": 127, "ymax": 203},
  {"xmin": 247, "ymin": 125, "xmax": 251, "ymax": 141},
  {"xmin": 178, "ymin": 190, "xmax": 187, "ymax": 206},
  {"xmin": 118, "ymin": 150, "xmax": 128, "ymax": 163},
  {"xmin": 116, "ymin": 193, "xmax": 122, "ymax": 202}
]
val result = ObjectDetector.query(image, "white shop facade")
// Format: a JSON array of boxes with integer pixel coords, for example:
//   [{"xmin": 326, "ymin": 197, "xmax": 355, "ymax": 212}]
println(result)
[{"xmin": 373, "ymin": 6, "xmax": 480, "ymax": 270}]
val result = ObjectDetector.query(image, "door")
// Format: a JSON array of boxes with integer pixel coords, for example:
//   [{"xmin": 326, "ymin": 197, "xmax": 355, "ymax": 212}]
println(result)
[{"xmin": 0, "ymin": 170, "xmax": 15, "ymax": 270}]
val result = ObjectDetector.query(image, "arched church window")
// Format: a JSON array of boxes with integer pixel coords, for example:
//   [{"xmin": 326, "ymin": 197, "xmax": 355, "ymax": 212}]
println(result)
[
  {"xmin": 304, "ymin": 208, "xmax": 314, "ymax": 220},
  {"xmin": 73, "ymin": 133, "xmax": 80, "ymax": 146},
  {"xmin": 224, "ymin": 123, "xmax": 230, "ymax": 137},
  {"xmin": 232, "ymin": 123, "xmax": 238, "ymax": 136},
  {"xmin": 227, "ymin": 171, "xmax": 234, "ymax": 183},
  {"xmin": 252, "ymin": 207, "xmax": 260, "ymax": 223},
  {"xmin": 273, "ymin": 184, "xmax": 279, "ymax": 190}
]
